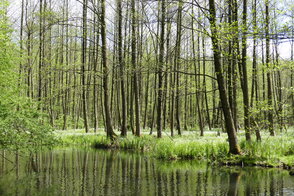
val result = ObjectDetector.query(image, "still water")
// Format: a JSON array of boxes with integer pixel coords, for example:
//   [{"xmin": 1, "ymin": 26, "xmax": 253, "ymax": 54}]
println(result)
[{"xmin": 0, "ymin": 148, "xmax": 293, "ymax": 196}]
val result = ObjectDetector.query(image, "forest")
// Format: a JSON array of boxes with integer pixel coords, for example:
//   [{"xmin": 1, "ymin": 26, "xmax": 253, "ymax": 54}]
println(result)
[{"xmin": 0, "ymin": 0, "xmax": 294, "ymax": 195}]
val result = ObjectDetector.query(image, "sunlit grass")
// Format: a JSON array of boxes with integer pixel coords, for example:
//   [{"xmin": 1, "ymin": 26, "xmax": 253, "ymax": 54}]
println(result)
[
  {"xmin": 55, "ymin": 128, "xmax": 294, "ymax": 168},
  {"xmin": 154, "ymin": 138, "xmax": 229, "ymax": 160}
]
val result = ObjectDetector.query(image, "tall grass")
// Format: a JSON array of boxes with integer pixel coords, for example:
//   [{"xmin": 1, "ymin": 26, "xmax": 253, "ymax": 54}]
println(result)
[
  {"xmin": 240, "ymin": 137, "xmax": 294, "ymax": 158},
  {"xmin": 236, "ymin": 135, "xmax": 294, "ymax": 166},
  {"xmin": 154, "ymin": 139, "xmax": 229, "ymax": 160},
  {"xmin": 57, "ymin": 129, "xmax": 294, "ymax": 168}
]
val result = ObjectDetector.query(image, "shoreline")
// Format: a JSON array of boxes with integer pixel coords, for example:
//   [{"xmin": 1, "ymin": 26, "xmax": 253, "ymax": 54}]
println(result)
[{"xmin": 58, "ymin": 130, "xmax": 294, "ymax": 174}]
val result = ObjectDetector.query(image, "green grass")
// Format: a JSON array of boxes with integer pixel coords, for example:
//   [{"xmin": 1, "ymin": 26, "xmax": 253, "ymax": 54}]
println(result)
[
  {"xmin": 154, "ymin": 138, "xmax": 229, "ymax": 160},
  {"xmin": 59, "ymin": 134, "xmax": 110, "ymax": 147},
  {"xmin": 56, "ymin": 128, "xmax": 294, "ymax": 169}
]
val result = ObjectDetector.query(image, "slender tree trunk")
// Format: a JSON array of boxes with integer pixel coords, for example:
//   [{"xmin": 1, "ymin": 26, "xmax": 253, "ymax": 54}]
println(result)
[
  {"xmin": 184, "ymin": 64, "xmax": 188, "ymax": 131},
  {"xmin": 197, "ymin": 12, "xmax": 204, "ymax": 136},
  {"xmin": 117, "ymin": 0, "xmax": 127, "ymax": 136},
  {"xmin": 191, "ymin": 5, "xmax": 204, "ymax": 136},
  {"xmin": 19, "ymin": 0, "xmax": 25, "ymax": 95},
  {"xmin": 143, "ymin": 70, "xmax": 150, "ymax": 129},
  {"xmin": 101, "ymin": 0, "xmax": 116, "ymax": 140},
  {"xmin": 202, "ymin": 31, "xmax": 211, "ymax": 130},
  {"xmin": 38, "ymin": 0, "xmax": 43, "ymax": 104},
  {"xmin": 175, "ymin": 0, "xmax": 183, "ymax": 135},
  {"xmin": 231, "ymin": 0, "xmax": 239, "ymax": 130},
  {"xmin": 82, "ymin": 0, "xmax": 89, "ymax": 133},
  {"xmin": 265, "ymin": 0, "xmax": 275, "ymax": 136},
  {"xmin": 93, "ymin": 0, "xmax": 100, "ymax": 132},
  {"xmin": 273, "ymin": 8, "xmax": 283, "ymax": 131},
  {"xmin": 163, "ymin": 17, "xmax": 171, "ymax": 130},
  {"xmin": 26, "ymin": 0, "xmax": 33, "ymax": 98},
  {"xmin": 62, "ymin": 0, "xmax": 69, "ymax": 130},
  {"xmin": 251, "ymin": 0, "xmax": 261, "ymax": 141},
  {"xmin": 208, "ymin": 0, "xmax": 241, "ymax": 154},
  {"xmin": 241, "ymin": 0, "xmax": 251, "ymax": 141},
  {"xmin": 131, "ymin": 0, "xmax": 141, "ymax": 137},
  {"xmin": 156, "ymin": 0, "xmax": 166, "ymax": 138},
  {"xmin": 72, "ymin": 23, "xmax": 78, "ymax": 129}
]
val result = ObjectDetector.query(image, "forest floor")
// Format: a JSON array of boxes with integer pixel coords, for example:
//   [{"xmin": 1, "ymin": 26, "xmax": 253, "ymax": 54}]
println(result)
[{"xmin": 55, "ymin": 128, "xmax": 294, "ymax": 171}]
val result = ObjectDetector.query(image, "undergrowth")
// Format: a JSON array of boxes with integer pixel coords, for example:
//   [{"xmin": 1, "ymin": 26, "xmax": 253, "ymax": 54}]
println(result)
[{"xmin": 57, "ymin": 129, "xmax": 294, "ymax": 169}]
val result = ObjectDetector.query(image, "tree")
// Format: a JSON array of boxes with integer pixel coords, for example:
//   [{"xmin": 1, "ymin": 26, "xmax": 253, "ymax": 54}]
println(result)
[
  {"xmin": 251, "ymin": 0, "xmax": 261, "ymax": 141},
  {"xmin": 191, "ymin": 4, "xmax": 204, "ymax": 136},
  {"xmin": 131, "ymin": 0, "xmax": 141, "ymax": 137},
  {"xmin": 101, "ymin": 0, "xmax": 116, "ymax": 140},
  {"xmin": 265, "ymin": 0, "xmax": 275, "ymax": 136},
  {"xmin": 208, "ymin": 0, "xmax": 241, "ymax": 154},
  {"xmin": 240, "ymin": 0, "xmax": 251, "ymax": 141},
  {"xmin": 156, "ymin": 0, "xmax": 166, "ymax": 138},
  {"xmin": 117, "ymin": 0, "xmax": 127, "ymax": 136},
  {"xmin": 82, "ymin": 0, "xmax": 89, "ymax": 133},
  {"xmin": 175, "ymin": 0, "xmax": 183, "ymax": 135}
]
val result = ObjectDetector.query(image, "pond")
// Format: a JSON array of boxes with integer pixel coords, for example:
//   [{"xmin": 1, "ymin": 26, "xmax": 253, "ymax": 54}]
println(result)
[{"xmin": 0, "ymin": 148, "xmax": 293, "ymax": 196}]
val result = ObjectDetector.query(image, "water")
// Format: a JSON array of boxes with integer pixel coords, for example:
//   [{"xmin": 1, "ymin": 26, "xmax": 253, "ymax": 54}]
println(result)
[{"xmin": 0, "ymin": 148, "xmax": 293, "ymax": 196}]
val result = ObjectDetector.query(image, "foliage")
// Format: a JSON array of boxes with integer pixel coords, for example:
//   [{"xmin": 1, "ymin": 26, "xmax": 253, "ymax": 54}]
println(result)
[
  {"xmin": 0, "ymin": 99, "xmax": 57, "ymax": 150},
  {"xmin": 0, "ymin": 1, "xmax": 56, "ymax": 150}
]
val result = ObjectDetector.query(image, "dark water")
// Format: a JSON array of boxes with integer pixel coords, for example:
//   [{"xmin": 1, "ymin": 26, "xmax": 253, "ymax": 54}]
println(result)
[{"xmin": 0, "ymin": 149, "xmax": 293, "ymax": 196}]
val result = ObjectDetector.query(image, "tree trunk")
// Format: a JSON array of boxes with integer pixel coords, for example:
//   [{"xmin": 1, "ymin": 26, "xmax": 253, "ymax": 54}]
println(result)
[
  {"xmin": 82, "ymin": 0, "xmax": 89, "ymax": 133},
  {"xmin": 131, "ymin": 0, "xmax": 141, "ymax": 137},
  {"xmin": 191, "ymin": 5, "xmax": 204, "ymax": 136},
  {"xmin": 208, "ymin": 0, "xmax": 241, "ymax": 154},
  {"xmin": 38, "ymin": 0, "xmax": 43, "ymax": 104},
  {"xmin": 251, "ymin": 0, "xmax": 261, "ymax": 141},
  {"xmin": 93, "ymin": 0, "xmax": 100, "ymax": 132},
  {"xmin": 117, "ymin": 0, "xmax": 127, "ymax": 136},
  {"xmin": 175, "ymin": 0, "xmax": 183, "ymax": 135},
  {"xmin": 265, "ymin": 0, "xmax": 275, "ymax": 136},
  {"xmin": 101, "ymin": 0, "xmax": 116, "ymax": 140},
  {"xmin": 156, "ymin": 0, "xmax": 166, "ymax": 138},
  {"xmin": 241, "ymin": 0, "xmax": 251, "ymax": 140}
]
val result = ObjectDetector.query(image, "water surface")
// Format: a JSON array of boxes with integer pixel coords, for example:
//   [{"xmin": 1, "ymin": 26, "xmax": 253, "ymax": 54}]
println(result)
[{"xmin": 0, "ymin": 148, "xmax": 293, "ymax": 196}]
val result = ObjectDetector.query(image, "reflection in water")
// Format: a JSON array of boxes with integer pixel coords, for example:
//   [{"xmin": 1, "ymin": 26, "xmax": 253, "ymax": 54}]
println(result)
[
  {"xmin": 228, "ymin": 172, "xmax": 241, "ymax": 196},
  {"xmin": 0, "ymin": 149, "xmax": 293, "ymax": 196}
]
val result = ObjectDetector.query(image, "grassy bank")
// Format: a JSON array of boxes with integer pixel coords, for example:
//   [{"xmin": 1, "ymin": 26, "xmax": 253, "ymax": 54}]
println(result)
[{"xmin": 56, "ymin": 129, "xmax": 294, "ymax": 169}]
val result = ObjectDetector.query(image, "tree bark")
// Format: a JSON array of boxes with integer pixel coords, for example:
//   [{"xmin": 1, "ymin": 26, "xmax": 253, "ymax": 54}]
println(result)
[
  {"xmin": 241, "ymin": 0, "xmax": 251, "ymax": 140},
  {"xmin": 265, "ymin": 0, "xmax": 275, "ymax": 136},
  {"xmin": 131, "ymin": 0, "xmax": 141, "ymax": 137},
  {"xmin": 156, "ymin": 0, "xmax": 166, "ymax": 138},
  {"xmin": 175, "ymin": 0, "xmax": 183, "ymax": 135},
  {"xmin": 208, "ymin": 0, "xmax": 241, "ymax": 154},
  {"xmin": 82, "ymin": 0, "xmax": 90, "ymax": 133},
  {"xmin": 251, "ymin": 0, "xmax": 261, "ymax": 141},
  {"xmin": 117, "ymin": 0, "xmax": 127, "ymax": 136},
  {"xmin": 101, "ymin": 0, "xmax": 116, "ymax": 140}
]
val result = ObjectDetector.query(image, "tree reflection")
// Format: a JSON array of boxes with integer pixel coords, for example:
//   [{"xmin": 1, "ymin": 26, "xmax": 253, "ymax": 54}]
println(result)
[
  {"xmin": 0, "ymin": 150, "xmax": 293, "ymax": 196},
  {"xmin": 228, "ymin": 171, "xmax": 242, "ymax": 196}
]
